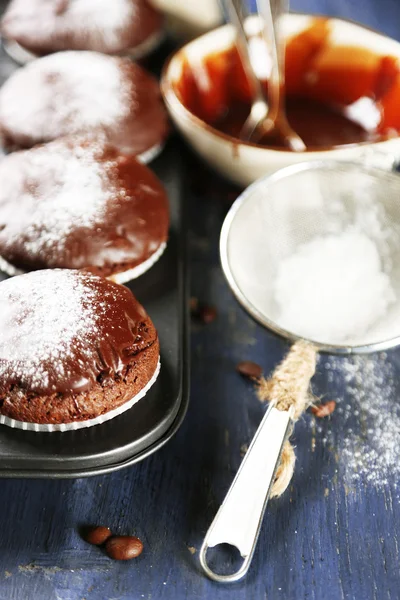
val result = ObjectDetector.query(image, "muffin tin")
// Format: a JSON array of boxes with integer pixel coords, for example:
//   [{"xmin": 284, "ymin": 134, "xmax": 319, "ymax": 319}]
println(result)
[{"xmin": 0, "ymin": 18, "xmax": 189, "ymax": 477}]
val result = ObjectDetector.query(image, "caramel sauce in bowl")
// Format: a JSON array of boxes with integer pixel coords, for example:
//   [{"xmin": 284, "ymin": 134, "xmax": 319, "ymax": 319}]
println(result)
[{"xmin": 161, "ymin": 14, "xmax": 400, "ymax": 186}]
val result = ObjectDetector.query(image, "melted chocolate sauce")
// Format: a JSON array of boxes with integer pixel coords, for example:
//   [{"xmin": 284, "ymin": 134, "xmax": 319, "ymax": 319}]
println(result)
[
  {"xmin": 175, "ymin": 17, "xmax": 400, "ymax": 150},
  {"xmin": 215, "ymin": 97, "xmax": 379, "ymax": 149}
]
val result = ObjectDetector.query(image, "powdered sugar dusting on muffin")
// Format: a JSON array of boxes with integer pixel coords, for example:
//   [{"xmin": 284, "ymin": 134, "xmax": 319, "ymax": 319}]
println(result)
[
  {"xmin": 0, "ymin": 51, "xmax": 131, "ymax": 141},
  {"xmin": 0, "ymin": 270, "xmax": 103, "ymax": 392},
  {"xmin": 2, "ymin": 0, "xmax": 139, "ymax": 53},
  {"xmin": 0, "ymin": 139, "xmax": 123, "ymax": 258},
  {"xmin": 65, "ymin": 0, "xmax": 135, "ymax": 47}
]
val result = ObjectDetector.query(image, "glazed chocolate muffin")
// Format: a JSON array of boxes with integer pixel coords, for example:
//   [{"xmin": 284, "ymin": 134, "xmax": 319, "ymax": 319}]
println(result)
[
  {"xmin": 1, "ymin": 0, "xmax": 163, "ymax": 59},
  {"xmin": 0, "ymin": 51, "xmax": 169, "ymax": 159},
  {"xmin": 0, "ymin": 135, "xmax": 169, "ymax": 281},
  {"xmin": 0, "ymin": 269, "xmax": 160, "ymax": 427}
]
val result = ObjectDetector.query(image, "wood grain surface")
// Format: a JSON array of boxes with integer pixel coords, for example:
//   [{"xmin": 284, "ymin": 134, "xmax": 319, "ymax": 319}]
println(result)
[{"xmin": 1, "ymin": 0, "xmax": 400, "ymax": 598}]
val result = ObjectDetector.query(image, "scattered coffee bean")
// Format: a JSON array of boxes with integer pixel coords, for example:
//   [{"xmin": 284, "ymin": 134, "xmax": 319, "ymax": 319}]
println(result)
[
  {"xmin": 311, "ymin": 400, "xmax": 336, "ymax": 418},
  {"xmin": 105, "ymin": 536, "xmax": 144, "ymax": 561},
  {"xmin": 236, "ymin": 360, "xmax": 263, "ymax": 379},
  {"xmin": 190, "ymin": 298, "xmax": 217, "ymax": 324},
  {"xmin": 199, "ymin": 305, "xmax": 217, "ymax": 324},
  {"xmin": 189, "ymin": 297, "xmax": 199, "ymax": 314},
  {"xmin": 83, "ymin": 526, "xmax": 112, "ymax": 546}
]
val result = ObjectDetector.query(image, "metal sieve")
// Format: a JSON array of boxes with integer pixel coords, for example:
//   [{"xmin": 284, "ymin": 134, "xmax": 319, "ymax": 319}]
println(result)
[
  {"xmin": 200, "ymin": 159, "xmax": 400, "ymax": 583},
  {"xmin": 221, "ymin": 160, "xmax": 400, "ymax": 353}
]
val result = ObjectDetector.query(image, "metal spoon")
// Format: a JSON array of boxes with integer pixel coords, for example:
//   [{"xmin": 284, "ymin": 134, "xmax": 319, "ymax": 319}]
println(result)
[
  {"xmin": 222, "ymin": 0, "xmax": 269, "ymax": 139},
  {"xmin": 224, "ymin": 0, "xmax": 306, "ymax": 151}
]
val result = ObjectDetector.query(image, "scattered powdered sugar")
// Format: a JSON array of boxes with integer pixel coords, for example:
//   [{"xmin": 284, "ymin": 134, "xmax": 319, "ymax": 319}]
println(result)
[
  {"xmin": 0, "ymin": 140, "xmax": 123, "ymax": 258},
  {"xmin": 273, "ymin": 229, "xmax": 396, "ymax": 345},
  {"xmin": 316, "ymin": 353, "xmax": 400, "ymax": 489},
  {"xmin": 0, "ymin": 270, "xmax": 103, "ymax": 391},
  {"xmin": 0, "ymin": 51, "xmax": 130, "ymax": 139}
]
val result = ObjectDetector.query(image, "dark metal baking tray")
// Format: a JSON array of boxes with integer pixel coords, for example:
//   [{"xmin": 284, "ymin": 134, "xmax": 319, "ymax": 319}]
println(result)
[{"xmin": 0, "ymin": 33, "xmax": 189, "ymax": 477}]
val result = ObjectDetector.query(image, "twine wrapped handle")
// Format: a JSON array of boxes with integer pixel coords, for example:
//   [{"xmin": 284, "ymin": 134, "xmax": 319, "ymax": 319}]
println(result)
[{"xmin": 257, "ymin": 340, "xmax": 318, "ymax": 497}]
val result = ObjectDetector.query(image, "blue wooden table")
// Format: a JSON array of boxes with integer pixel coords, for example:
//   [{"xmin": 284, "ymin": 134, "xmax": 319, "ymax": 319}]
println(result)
[{"xmin": 1, "ymin": 1, "xmax": 400, "ymax": 599}]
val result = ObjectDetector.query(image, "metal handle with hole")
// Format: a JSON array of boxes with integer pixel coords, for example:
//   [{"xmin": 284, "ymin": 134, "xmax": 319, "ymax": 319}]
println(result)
[{"xmin": 199, "ymin": 404, "xmax": 293, "ymax": 582}]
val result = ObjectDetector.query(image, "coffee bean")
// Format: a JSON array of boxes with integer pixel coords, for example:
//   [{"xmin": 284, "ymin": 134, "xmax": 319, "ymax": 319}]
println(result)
[
  {"xmin": 200, "ymin": 305, "xmax": 217, "ymax": 324},
  {"xmin": 311, "ymin": 400, "xmax": 336, "ymax": 418},
  {"xmin": 83, "ymin": 526, "xmax": 112, "ymax": 546},
  {"xmin": 190, "ymin": 298, "xmax": 217, "ymax": 324},
  {"xmin": 236, "ymin": 360, "xmax": 263, "ymax": 379},
  {"xmin": 105, "ymin": 536, "xmax": 144, "ymax": 560},
  {"xmin": 189, "ymin": 297, "xmax": 199, "ymax": 314}
]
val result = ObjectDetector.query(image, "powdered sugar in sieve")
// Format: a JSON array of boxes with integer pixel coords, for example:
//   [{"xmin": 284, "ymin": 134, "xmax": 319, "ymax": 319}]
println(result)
[{"xmin": 222, "ymin": 161, "xmax": 400, "ymax": 351}]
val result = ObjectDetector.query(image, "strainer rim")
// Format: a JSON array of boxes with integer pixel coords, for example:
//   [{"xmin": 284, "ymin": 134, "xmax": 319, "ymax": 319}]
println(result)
[{"xmin": 220, "ymin": 159, "xmax": 400, "ymax": 354}]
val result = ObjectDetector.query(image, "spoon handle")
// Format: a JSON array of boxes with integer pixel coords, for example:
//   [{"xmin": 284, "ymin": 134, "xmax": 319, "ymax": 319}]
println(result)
[
  {"xmin": 223, "ymin": 0, "xmax": 266, "ymax": 103},
  {"xmin": 221, "ymin": 0, "xmax": 269, "ymax": 139},
  {"xmin": 256, "ymin": 0, "xmax": 282, "ymax": 118},
  {"xmin": 199, "ymin": 403, "xmax": 293, "ymax": 582},
  {"xmin": 269, "ymin": 0, "xmax": 289, "ymax": 76},
  {"xmin": 256, "ymin": 0, "xmax": 306, "ymax": 150}
]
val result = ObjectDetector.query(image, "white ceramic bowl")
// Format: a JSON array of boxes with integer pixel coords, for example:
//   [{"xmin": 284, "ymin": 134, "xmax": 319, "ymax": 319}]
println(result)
[
  {"xmin": 162, "ymin": 15, "xmax": 400, "ymax": 187},
  {"xmin": 150, "ymin": 0, "xmax": 222, "ymax": 40}
]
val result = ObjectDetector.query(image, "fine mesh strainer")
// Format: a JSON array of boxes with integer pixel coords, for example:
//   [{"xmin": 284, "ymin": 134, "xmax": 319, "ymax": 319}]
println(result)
[
  {"xmin": 222, "ymin": 160, "xmax": 400, "ymax": 353},
  {"xmin": 200, "ymin": 160, "xmax": 400, "ymax": 582}
]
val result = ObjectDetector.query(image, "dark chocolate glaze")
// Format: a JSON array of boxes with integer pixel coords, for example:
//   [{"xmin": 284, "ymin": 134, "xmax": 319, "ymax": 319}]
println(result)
[
  {"xmin": 1, "ymin": 0, "xmax": 163, "ymax": 55},
  {"xmin": 0, "ymin": 269, "xmax": 158, "ymax": 395},
  {"xmin": 0, "ymin": 136, "xmax": 169, "ymax": 274},
  {"xmin": 0, "ymin": 52, "xmax": 169, "ymax": 157}
]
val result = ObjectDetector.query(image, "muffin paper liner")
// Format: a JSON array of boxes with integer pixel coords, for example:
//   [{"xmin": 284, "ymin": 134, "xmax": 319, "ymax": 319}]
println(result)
[
  {"xmin": 1, "ymin": 38, "xmax": 37, "ymax": 64},
  {"xmin": 109, "ymin": 242, "xmax": 167, "ymax": 284},
  {"xmin": 0, "ymin": 241, "xmax": 166, "ymax": 283},
  {"xmin": 0, "ymin": 255, "xmax": 24, "ymax": 277},
  {"xmin": 2, "ymin": 28, "xmax": 165, "ymax": 66},
  {"xmin": 127, "ymin": 28, "xmax": 166, "ymax": 60},
  {"xmin": 137, "ymin": 141, "xmax": 165, "ymax": 164},
  {"xmin": 0, "ymin": 360, "xmax": 160, "ymax": 433}
]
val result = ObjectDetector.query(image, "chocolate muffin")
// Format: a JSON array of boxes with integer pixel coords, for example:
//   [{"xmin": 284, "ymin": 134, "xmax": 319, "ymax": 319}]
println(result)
[
  {"xmin": 0, "ymin": 269, "xmax": 160, "ymax": 429},
  {"xmin": 1, "ymin": 0, "xmax": 163, "ymax": 60},
  {"xmin": 0, "ymin": 135, "xmax": 169, "ymax": 281},
  {"xmin": 0, "ymin": 51, "xmax": 169, "ymax": 160}
]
